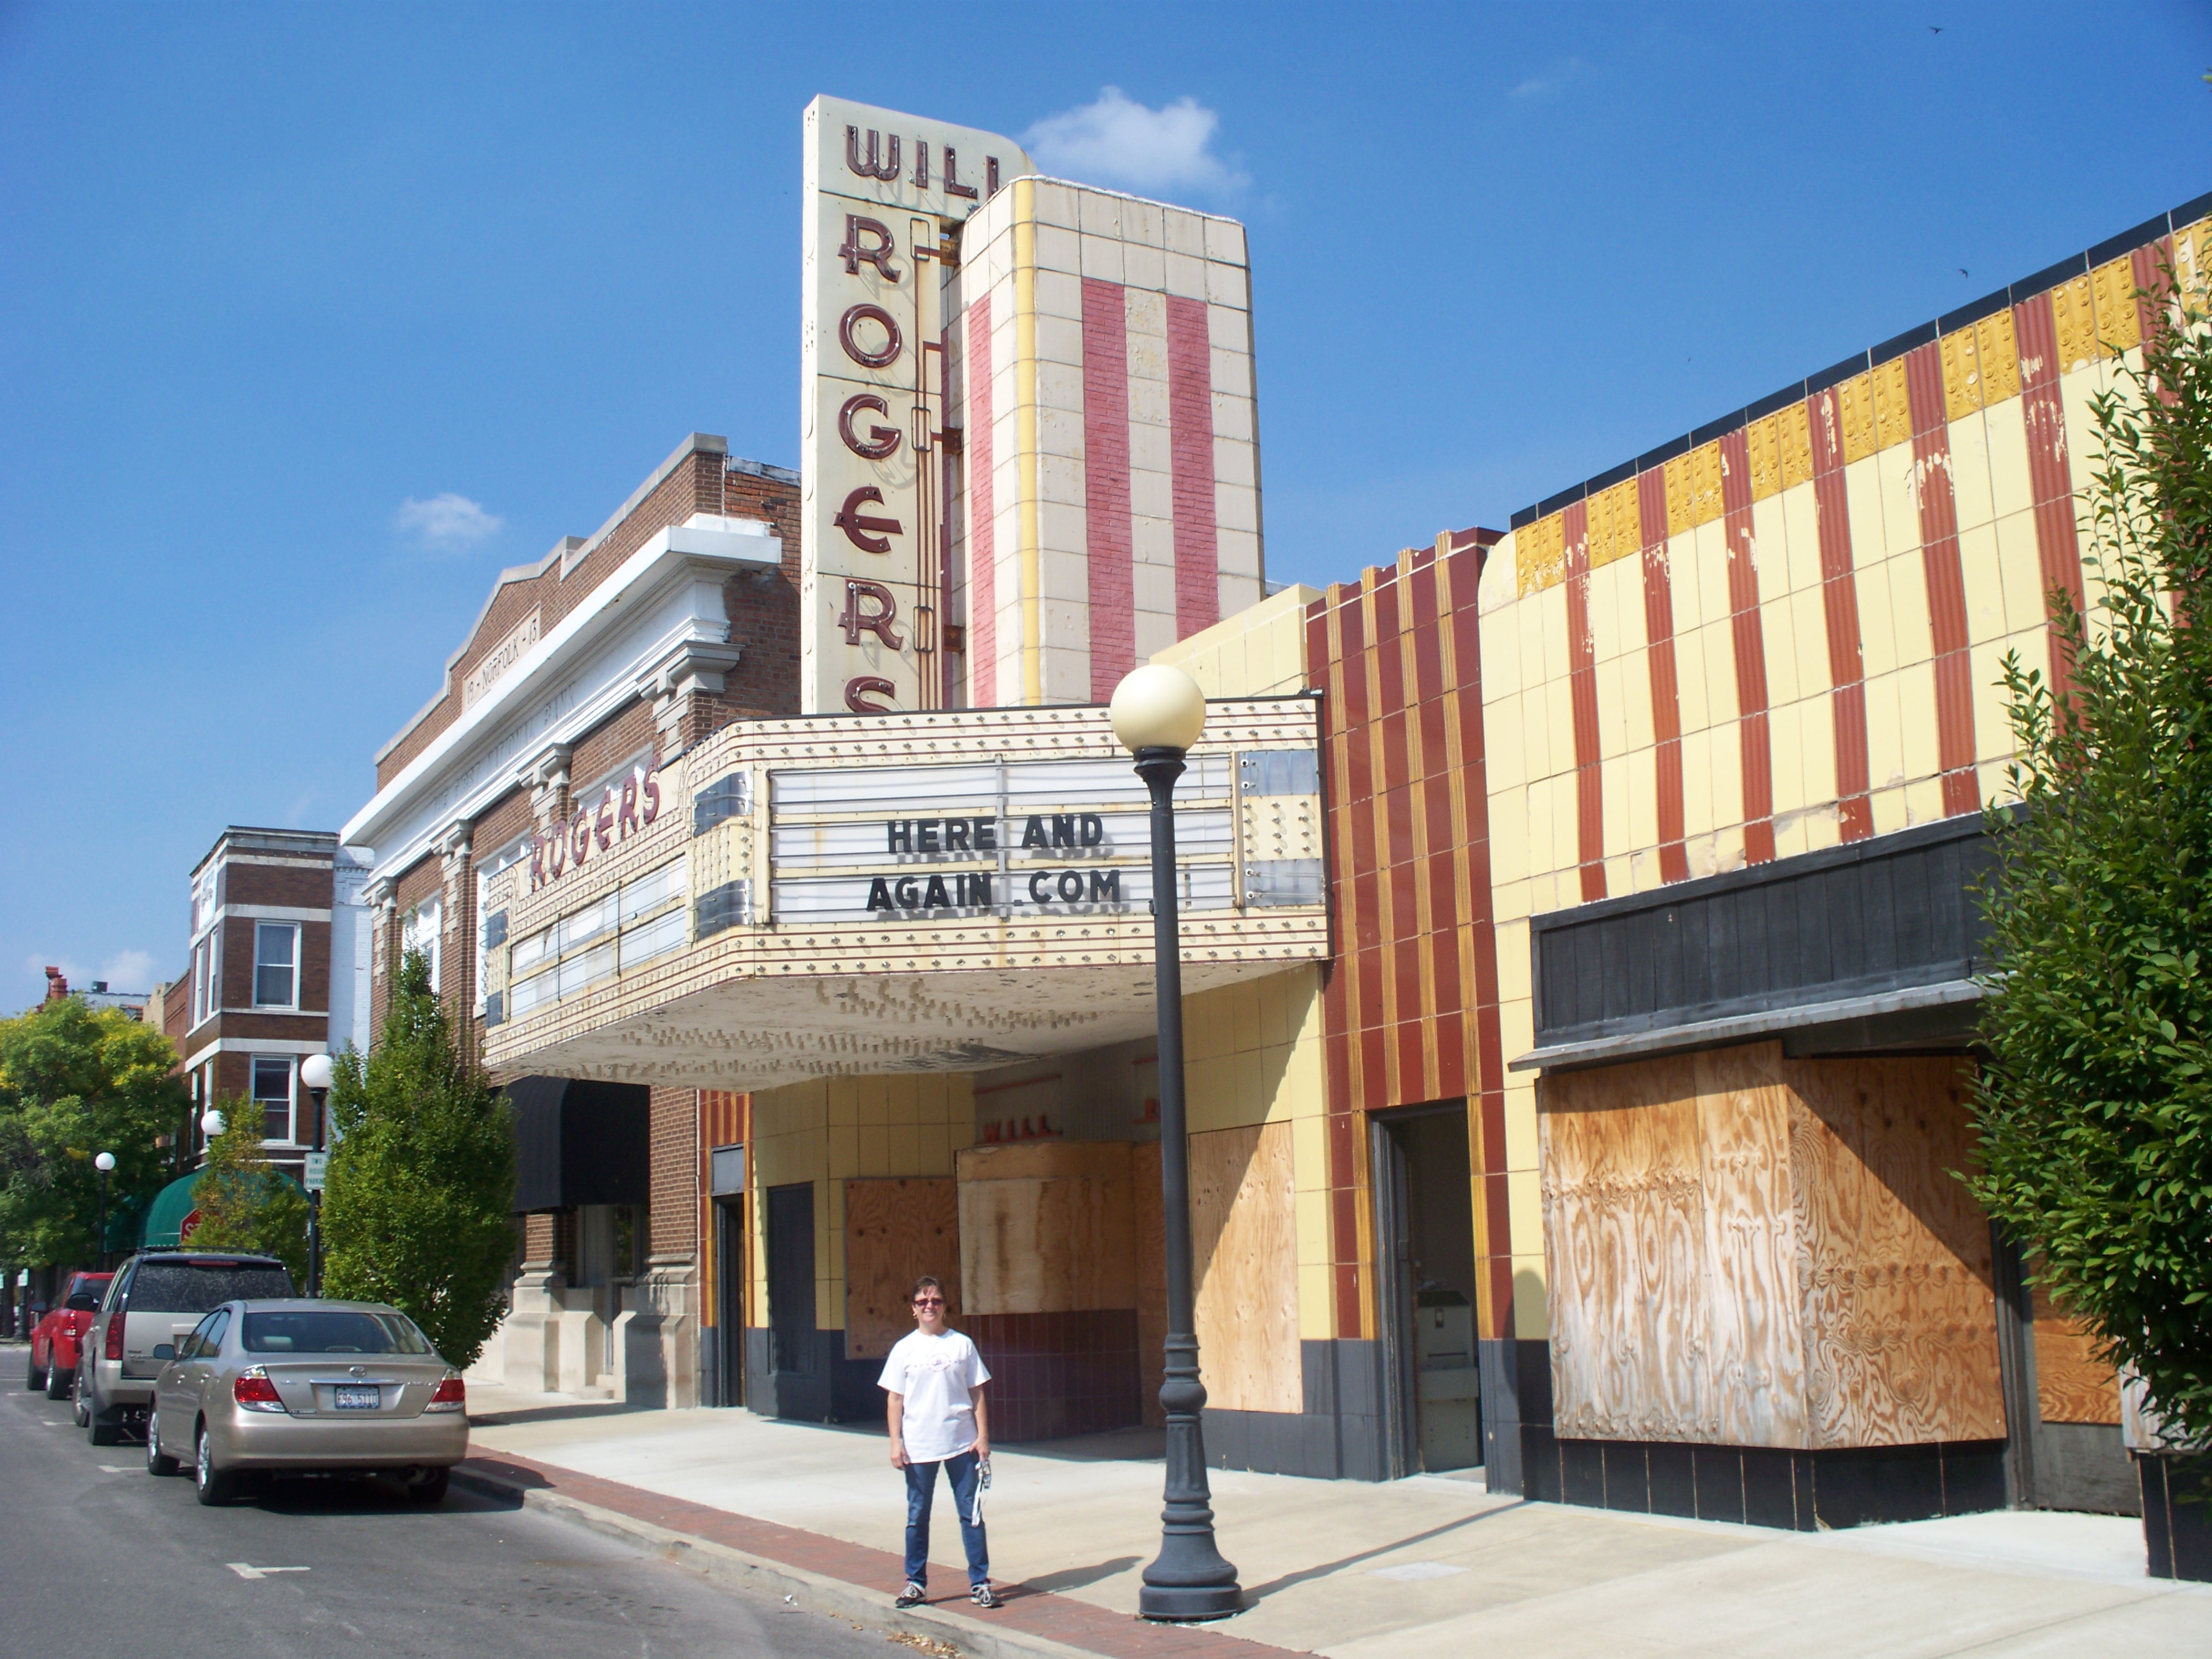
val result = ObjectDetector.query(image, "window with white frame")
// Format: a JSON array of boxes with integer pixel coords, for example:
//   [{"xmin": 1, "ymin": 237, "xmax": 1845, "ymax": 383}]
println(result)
[
  {"xmin": 402, "ymin": 895, "xmax": 441, "ymax": 994},
  {"xmin": 474, "ymin": 836, "xmax": 530, "ymax": 1015},
  {"xmin": 192, "ymin": 866, "xmax": 220, "ymax": 934},
  {"xmin": 253, "ymin": 922, "xmax": 299, "ymax": 1008},
  {"xmin": 194, "ymin": 933, "xmax": 221, "ymax": 1024},
  {"xmin": 251, "ymin": 1055, "xmax": 295, "ymax": 1144}
]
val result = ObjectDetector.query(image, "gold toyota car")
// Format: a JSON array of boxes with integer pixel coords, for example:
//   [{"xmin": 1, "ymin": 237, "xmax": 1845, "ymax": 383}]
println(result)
[{"xmin": 144, "ymin": 1300, "xmax": 468, "ymax": 1505}]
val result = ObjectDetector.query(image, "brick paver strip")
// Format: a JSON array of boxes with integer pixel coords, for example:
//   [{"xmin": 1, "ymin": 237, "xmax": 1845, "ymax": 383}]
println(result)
[{"xmin": 461, "ymin": 1452, "xmax": 1305, "ymax": 1658}]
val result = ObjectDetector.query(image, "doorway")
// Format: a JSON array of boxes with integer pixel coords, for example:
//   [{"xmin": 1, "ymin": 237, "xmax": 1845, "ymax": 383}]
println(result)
[
  {"xmin": 713, "ymin": 1194, "xmax": 746, "ymax": 1407},
  {"xmin": 1371, "ymin": 1104, "xmax": 1482, "ymax": 1478},
  {"xmin": 765, "ymin": 1181, "xmax": 822, "ymax": 1416}
]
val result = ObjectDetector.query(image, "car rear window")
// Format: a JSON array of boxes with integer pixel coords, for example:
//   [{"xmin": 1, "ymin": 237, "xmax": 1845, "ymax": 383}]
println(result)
[
  {"xmin": 241, "ymin": 1311, "xmax": 432, "ymax": 1355},
  {"xmin": 128, "ymin": 1261, "xmax": 294, "ymax": 1313}
]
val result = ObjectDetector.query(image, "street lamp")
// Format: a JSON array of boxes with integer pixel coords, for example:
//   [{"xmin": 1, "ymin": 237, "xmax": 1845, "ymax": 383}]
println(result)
[
  {"xmin": 301, "ymin": 1053, "xmax": 333, "ymax": 1297},
  {"xmin": 92, "ymin": 1152, "xmax": 116, "ymax": 1270},
  {"xmin": 200, "ymin": 1108, "xmax": 226, "ymax": 1139},
  {"xmin": 1110, "ymin": 663, "xmax": 1242, "ymax": 1623}
]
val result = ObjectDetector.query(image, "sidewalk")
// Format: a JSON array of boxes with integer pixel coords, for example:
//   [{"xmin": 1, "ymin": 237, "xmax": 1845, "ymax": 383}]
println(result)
[{"xmin": 456, "ymin": 1386, "xmax": 2210, "ymax": 1658}]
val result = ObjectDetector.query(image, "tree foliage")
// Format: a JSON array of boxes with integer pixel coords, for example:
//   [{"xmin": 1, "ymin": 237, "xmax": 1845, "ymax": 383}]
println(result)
[
  {"xmin": 189, "ymin": 1101, "xmax": 310, "ymax": 1284},
  {"xmin": 1973, "ymin": 266, "xmax": 2212, "ymax": 1447},
  {"xmin": 320, "ymin": 950, "xmax": 515, "ymax": 1369},
  {"xmin": 0, "ymin": 997, "xmax": 186, "ymax": 1269}
]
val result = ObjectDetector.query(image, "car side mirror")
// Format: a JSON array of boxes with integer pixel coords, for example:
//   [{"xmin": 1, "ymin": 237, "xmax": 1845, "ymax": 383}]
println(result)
[
  {"xmin": 65, "ymin": 1293, "xmax": 98, "ymax": 1312},
  {"xmin": 151, "ymin": 1343, "xmax": 175, "ymax": 1362}
]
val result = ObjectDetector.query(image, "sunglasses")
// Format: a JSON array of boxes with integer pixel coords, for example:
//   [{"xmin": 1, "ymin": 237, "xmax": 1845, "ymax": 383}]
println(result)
[{"xmin": 912, "ymin": 1296, "xmax": 945, "ymax": 1306}]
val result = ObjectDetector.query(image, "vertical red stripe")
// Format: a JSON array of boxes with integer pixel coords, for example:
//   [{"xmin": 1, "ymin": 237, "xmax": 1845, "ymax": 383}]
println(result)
[
  {"xmin": 1903, "ymin": 343, "xmax": 1979, "ymax": 817},
  {"xmin": 1080, "ymin": 280, "xmax": 1134, "ymax": 702},
  {"xmin": 1719, "ymin": 430, "xmax": 1776, "ymax": 863},
  {"xmin": 1637, "ymin": 470, "xmax": 1691, "ymax": 883},
  {"xmin": 2013, "ymin": 292, "xmax": 2087, "ymax": 700},
  {"xmin": 1163, "ymin": 295, "xmax": 1219, "ymax": 639},
  {"xmin": 963, "ymin": 296, "xmax": 995, "ymax": 707},
  {"xmin": 1562, "ymin": 499, "xmax": 1606, "ymax": 900},
  {"xmin": 2132, "ymin": 237, "xmax": 2176, "ymax": 353},
  {"xmin": 1807, "ymin": 389, "xmax": 1873, "ymax": 839}
]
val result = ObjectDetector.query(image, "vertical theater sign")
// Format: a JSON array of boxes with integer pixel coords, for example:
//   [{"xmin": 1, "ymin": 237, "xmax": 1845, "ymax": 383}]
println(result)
[{"xmin": 802, "ymin": 96, "xmax": 1030, "ymax": 716}]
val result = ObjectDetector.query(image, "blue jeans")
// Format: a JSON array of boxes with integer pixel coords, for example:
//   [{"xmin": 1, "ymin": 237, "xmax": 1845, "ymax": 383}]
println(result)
[{"xmin": 902, "ymin": 1449, "xmax": 988, "ymax": 1588}]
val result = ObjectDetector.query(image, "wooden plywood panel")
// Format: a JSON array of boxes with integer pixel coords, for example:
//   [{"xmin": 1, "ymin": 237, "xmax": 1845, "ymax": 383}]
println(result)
[
  {"xmin": 1784, "ymin": 1056, "xmax": 2006, "ymax": 1447},
  {"xmin": 1542, "ymin": 1055, "xmax": 1743, "ymax": 1444},
  {"xmin": 844, "ymin": 1178, "xmax": 961, "ymax": 1360},
  {"xmin": 1692, "ymin": 1044, "xmax": 1808, "ymax": 1448},
  {"xmin": 2031, "ymin": 1280, "xmax": 2122, "ymax": 1426},
  {"xmin": 1189, "ymin": 1123, "xmax": 1300, "ymax": 1415},
  {"xmin": 956, "ymin": 1141, "xmax": 1134, "ymax": 1315},
  {"xmin": 1134, "ymin": 1140, "xmax": 1166, "ymax": 1427}
]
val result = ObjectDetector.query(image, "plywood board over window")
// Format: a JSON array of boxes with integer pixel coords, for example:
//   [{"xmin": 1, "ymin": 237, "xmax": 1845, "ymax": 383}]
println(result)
[
  {"xmin": 844, "ymin": 1178, "xmax": 960, "ymax": 1360},
  {"xmin": 1190, "ymin": 1120, "xmax": 1301, "ymax": 1415},
  {"xmin": 1540, "ymin": 1041, "xmax": 2004, "ymax": 1449},
  {"xmin": 2030, "ymin": 1280, "xmax": 2123, "ymax": 1426},
  {"xmin": 956, "ymin": 1141, "xmax": 1135, "ymax": 1314}
]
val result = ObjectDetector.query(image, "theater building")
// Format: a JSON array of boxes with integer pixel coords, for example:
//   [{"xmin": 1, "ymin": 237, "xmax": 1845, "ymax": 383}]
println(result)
[{"xmin": 357, "ymin": 89, "xmax": 2206, "ymax": 1520}]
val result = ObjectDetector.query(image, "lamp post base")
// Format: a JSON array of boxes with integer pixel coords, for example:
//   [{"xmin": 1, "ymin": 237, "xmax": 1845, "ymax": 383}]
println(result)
[{"xmin": 1138, "ymin": 1582, "xmax": 1245, "ymax": 1623}]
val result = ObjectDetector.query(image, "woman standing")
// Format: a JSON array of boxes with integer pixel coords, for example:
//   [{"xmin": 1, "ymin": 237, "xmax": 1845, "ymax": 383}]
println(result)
[{"xmin": 879, "ymin": 1275, "xmax": 999, "ymax": 1609}]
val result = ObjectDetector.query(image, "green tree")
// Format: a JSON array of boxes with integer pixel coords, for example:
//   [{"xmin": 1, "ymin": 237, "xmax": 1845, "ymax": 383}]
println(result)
[
  {"xmin": 321, "ymin": 950, "xmax": 515, "ymax": 1369},
  {"xmin": 1972, "ymin": 264, "xmax": 2212, "ymax": 1447},
  {"xmin": 0, "ymin": 997, "xmax": 186, "ymax": 1270},
  {"xmin": 189, "ymin": 1100, "xmax": 310, "ymax": 1283}
]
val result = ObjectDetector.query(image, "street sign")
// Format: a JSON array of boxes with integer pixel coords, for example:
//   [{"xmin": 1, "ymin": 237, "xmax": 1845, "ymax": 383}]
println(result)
[{"xmin": 302, "ymin": 1153, "xmax": 328, "ymax": 1193}]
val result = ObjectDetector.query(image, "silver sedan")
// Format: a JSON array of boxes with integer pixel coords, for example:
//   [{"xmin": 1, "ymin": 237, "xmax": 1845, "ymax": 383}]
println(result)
[{"xmin": 146, "ymin": 1299, "xmax": 469, "ymax": 1506}]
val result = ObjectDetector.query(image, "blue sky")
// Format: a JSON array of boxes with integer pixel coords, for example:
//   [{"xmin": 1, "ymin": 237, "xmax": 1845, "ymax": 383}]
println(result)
[{"xmin": 2, "ymin": 2, "xmax": 2207, "ymax": 1012}]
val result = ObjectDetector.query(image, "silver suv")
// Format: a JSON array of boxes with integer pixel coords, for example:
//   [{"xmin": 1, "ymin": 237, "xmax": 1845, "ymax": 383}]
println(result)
[{"xmin": 77, "ymin": 1251, "xmax": 294, "ymax": 1444}]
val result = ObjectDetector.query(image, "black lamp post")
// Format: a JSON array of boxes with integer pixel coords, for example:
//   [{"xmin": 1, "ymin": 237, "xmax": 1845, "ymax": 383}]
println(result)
[
  {"xmin": 93, "ymin": 1152, "xmax": 115, "ymax": 1270},
  {"xmin": 301, "ymin": 1053, "xmax": 333, "ymax": 1297},
  {"xmin": 1111, "ymin": 664, "xmax": 1242, "ymax": 1623}
]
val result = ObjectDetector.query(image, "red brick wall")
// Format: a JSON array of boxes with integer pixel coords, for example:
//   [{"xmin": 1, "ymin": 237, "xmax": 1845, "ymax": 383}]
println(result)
[
  {"xmin": 648, "ymin": 1085, "xmax": 697, "ymax": 1261},
  {"xmin": 521, "ymin": 1210, "xmax": 559, "ymax": 1268},
  {"xmin": 715, "ymin": 468, "xmax": 803, "ymax": 722},
  {"xmin": 226, "ymin": 863, "xmax": 334, "ymax": 909}
]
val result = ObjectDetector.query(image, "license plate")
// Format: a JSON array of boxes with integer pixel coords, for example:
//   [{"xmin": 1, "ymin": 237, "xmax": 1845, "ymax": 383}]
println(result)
[{"xmin": 332, "ymin": 1386, "xmax": 379, "ymax": 1410}]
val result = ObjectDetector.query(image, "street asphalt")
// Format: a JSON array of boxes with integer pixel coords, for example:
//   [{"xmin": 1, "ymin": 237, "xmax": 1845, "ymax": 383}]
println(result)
[{"xmin": 0, "ymin": 1349, "xmax": 898, "ymax": 1659}]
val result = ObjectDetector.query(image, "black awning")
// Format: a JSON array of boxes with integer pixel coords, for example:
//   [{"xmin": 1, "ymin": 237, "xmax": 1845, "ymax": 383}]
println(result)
[{"xmin": 506, "ymin": 1077, "xmax": 651, "ymax": 1212}]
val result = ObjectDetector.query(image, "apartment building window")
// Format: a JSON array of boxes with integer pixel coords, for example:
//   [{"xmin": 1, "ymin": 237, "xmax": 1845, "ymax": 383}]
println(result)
[
  {"xmin": 194, "ymin": 933, "xmax": 221, "ymax": 1024},
  {"xmin": 402, "ymin": 896, "xmax": 441, "ymax": 994},
  {"xmin": 251, "ymin": 1055, "xmax": 295, "ymax": 1144},
  {"xmin": 253, "ymin": 922, "xmax": 300, "ymax": 1008}
]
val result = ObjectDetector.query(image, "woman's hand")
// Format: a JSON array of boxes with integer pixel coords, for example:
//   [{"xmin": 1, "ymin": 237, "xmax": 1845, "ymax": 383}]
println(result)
[{"xmin": 890, "ymin": 1438, "xmax": 910, "ymax": 1469}]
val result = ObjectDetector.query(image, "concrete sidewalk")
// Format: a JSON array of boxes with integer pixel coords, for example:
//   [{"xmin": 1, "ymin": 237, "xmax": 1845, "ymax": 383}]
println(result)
[{"xmin": 459, "ymin": 1385, "xmax": 2210, "ymax": 1658}]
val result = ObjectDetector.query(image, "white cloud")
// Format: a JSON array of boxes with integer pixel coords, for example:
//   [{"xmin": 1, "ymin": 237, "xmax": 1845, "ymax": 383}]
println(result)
[
  {"xmin": 101, "ymin": 950, "xmax": 158, "ymax": 991},
  {"xmin": 395, "ymin": 492, "xmax": 503, "ymax": 549},
  {"xmin": 1025, "ymin": 87, "xmax": 1248, "ymax": 196},
  {"xmin": 1508, "ymin": 58, "xmax": 1585, "ymax": 101}
]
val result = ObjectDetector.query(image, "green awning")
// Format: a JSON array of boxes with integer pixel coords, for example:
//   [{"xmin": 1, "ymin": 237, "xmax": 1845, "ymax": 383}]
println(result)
[{"xmin": 137, "ymin": 1168, "xmax": 306, "ymax": 1249}]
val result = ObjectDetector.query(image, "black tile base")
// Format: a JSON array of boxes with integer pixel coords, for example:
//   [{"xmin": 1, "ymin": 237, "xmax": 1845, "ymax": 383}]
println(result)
[
  {"xmin": 2141, "ymin": 1452, "xmax": 2212, "ymax": 1582},
  {"xmin": 1538, "ymin": 1436, "xmax": 2010, "ymax": 1531}
]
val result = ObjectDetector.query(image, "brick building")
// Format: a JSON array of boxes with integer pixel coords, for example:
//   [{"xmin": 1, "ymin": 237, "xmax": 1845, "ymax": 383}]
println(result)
[
  {"xmin": 150, "ymin": 827, "xmax": 370, "ymax": 1185},
  {"xmin": 341, "ymin": 432, "xmax": 800, "ymax": 1405}
]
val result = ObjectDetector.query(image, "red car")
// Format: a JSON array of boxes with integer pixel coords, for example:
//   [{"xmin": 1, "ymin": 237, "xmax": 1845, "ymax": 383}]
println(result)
[{"xmin": 27, "ymin": 1273, "xmax": 112, "ymax": 1400}]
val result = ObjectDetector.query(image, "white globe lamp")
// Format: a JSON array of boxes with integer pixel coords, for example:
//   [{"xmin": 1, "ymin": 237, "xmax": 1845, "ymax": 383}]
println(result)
[
  {"xmin": 1110, "ymin": 664, "xmax": 1207, "ymax": 755},
  {"xmin": 300, "ymin": 1053, "xmax": 334, "ymax": 1092}
]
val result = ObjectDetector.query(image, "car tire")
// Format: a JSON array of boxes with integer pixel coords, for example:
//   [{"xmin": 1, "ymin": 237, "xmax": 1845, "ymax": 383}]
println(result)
[
  {"xmin": 25, "ymin": 1348, "xmax": 42, "ymax": 1391},
  {"xmin": 145, "ymin": 1412, "xmax": 179, "ymax": 1477},
  {"xmin": 45, "ymin": 1364, "xmax": 69, "ymax": 1401},
  {"xmin": 194, "ymin": 1425, "xmax": 236, "ymax": 1507},
  {"xmin": 71, "ymin": 1367, "xmax": 90, "ymax": 1428},
  {"xmin": 84, "ymin": 1371, "xmax": 120, "ymax": 1446},
  {"xmin": 403, "ymin": 1466, "xmax": 451, "ymax": 1505}
]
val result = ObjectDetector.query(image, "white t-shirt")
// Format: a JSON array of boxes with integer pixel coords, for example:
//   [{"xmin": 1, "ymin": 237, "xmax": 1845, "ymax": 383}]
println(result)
[{"xmin": 878, "ymin": 1329, "xmax": 991, "ymax": 1462}]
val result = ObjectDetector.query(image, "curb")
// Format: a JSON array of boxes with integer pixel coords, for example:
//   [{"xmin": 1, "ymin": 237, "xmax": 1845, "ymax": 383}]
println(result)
[{"xmin": 451, "ymin": 1463, "xmax": 1104, "ymax": 1659}]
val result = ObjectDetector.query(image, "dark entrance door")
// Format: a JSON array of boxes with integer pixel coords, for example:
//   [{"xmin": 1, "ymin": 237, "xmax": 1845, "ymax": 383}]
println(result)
[
  {"xmin": 713, "ymin": 1195, "xmax": 745, "ymax": 1407},
  {"xmin": 1371, "ymin": 1104, "xmax": 1483, "ymax": 1479},
  {"xmin": 766, "ymin": 1181, "xmax": 824, "ymax": 1418}
]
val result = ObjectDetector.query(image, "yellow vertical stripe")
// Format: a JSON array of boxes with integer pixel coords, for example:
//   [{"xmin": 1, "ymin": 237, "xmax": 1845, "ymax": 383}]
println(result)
[{"xmin": 1013, "ymin": 179, "xmax": 1043, "ymax": 705}]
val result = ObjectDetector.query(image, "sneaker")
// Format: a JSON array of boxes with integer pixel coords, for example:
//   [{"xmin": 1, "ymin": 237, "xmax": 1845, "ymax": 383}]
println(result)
[
  {"xmin": 895, "ymin": 1582, "xmax": 927, "ymax": 1608},
  {"xmin": 970, "ymin": 1582, "xmax": 1001, "ymax": 1610}
]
